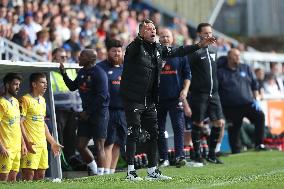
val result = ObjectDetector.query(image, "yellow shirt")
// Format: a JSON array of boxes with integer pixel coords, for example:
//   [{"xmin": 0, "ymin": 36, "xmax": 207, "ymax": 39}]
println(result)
[
  {"xmin": 20, "ymin": 94, "xmax": 47, "ymax": 148},
  {"xmin": 0, "ymin": 96, "xmax": 21, "ymax": 152}
]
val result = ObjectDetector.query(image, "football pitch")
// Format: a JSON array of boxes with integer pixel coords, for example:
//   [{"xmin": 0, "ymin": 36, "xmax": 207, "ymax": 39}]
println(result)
[{"xmin": 1, "ymin": 151, "xmax": 284, "ymax": 189}]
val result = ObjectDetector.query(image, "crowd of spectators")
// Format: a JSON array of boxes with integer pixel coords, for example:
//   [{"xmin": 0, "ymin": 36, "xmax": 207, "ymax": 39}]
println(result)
[{"xmin": 0, "ymin": 0, "xmax": 233, "ymax": 61}]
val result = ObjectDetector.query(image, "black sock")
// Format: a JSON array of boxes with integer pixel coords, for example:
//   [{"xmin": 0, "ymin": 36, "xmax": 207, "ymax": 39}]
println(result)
[
  {"xmin": 126, "ymin": 138, "xmax": 136, "ymax": 165},
  {"xmin": 209, "ymin": 127, "xmax": 221, "ymax": 157},
  {"xmin": 192, "ymin": 124, "xmax": 201, "ymax": 158}
]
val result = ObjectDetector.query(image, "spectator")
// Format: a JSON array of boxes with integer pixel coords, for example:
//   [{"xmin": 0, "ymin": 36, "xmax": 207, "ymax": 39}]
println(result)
[
  {"xmin": 0, "ymin": 23, "xmax": 12, "ymax": 40},
  {"xmin": 14, "ymin": 5, "xmax": 24, "ymax": 23},
  {"xmin": 63, "ymin": 31, "xmax": 81, "ymax": 55},
  {"xmin": 254, "ymin": 67, "xmax": 265, "ymax": 98},
  {"xmin": 81, "ymin": 0, "xmax": 96, "ymax": 18},
  {"xmin": 33, "ymin": 29, "xmax": 52, "ymax": 60},
  {"xmin": 11, "ymin": 14, "xmax": 21, "ymax": 34},
  {"xmin": 5, "ymin": 10, "xmax": 13, "ymax": 24},
  {"xmin": 96, "ymin": 18, "xmax": 110, "ymax": 44},
  {"xmin": 263, "ymin": 73, "xmax": 282, "ymax": 95},
  {"xmin": 69, "ymin": 17, "xmax": 81, "ymax": 35},
  {"xmin": 79, "ymin": 17, "xmax": 96, "ymax": 47},
  {"xmin": 128, "ymin": 9, "xmax": 138, "ymax": 38},
  {"xmin": 11, "ymin": 27, "xmax": 31, "ymax": 48},
  {"xmin": 33, "ymin": 11, "xmax": 45, "ymax": 28},
  {"xmin": 216, "ymin": 37, "xmax": 231, "ymax": 54},
  {"xmin": 96, "ymin": 44, "xmax": 107, "ymax": 63},
  {"xmin": 39, "ymin": 2, "xmax": 49, "ymax": 18},
  {"xmin": 269, "ymin": 62, "xmax": 284, "ymax": 93},
  {"xmin": 0, "ymin": 5, "xmax": 7, "ymax": 24},
  {"xmin": 22, "ymin": 11, "xmax": 39, "ymax": 45},
  {"xmin": 60, "ymin": 16, "xmax": 71, "ymax": 42},
  {"xmin": 236, "ymin": 42, "xmax": 247, "ymax": 52},
  {"xmin": 150, "ymin": 11, "xmax": 162, "ymax": 30},
  {"xmin": 70, "ymin": 0, "xmax": 82, "ymax": 13}
]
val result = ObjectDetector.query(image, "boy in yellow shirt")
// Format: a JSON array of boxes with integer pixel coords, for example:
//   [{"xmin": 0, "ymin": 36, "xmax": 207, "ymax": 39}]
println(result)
[
  {"xmin": 0, "ymin": 73, "xmax": 26, "ymax": 181},
  {"xmin": 20, "ymin": 72, "xmax": 63, "ymax": 180}
]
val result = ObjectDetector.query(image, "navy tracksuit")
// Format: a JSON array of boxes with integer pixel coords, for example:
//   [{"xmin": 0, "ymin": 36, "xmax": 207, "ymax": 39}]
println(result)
[
  {"xmin": 158, "ymin": 56, "xmax": 191, "ymax": 160},
  {"xmin": 217, "ymin": 62, "xmax": 265, "ymax": 153},
  {"xmin": 62, "ymin": 65, "xmax": 110, "ymax": 139},
  {"xmin": 97, "ymin": 60, "xmax": 127, "ymax": 146}
]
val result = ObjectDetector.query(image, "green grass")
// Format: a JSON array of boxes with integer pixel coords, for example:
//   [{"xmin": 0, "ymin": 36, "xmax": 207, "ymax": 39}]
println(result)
[{"xmin": 1, "ymin": 151, "xmax": 284, "ymax": 189}]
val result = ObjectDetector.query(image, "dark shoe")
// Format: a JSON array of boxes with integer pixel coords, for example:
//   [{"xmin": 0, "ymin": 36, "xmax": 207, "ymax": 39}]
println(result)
[
  {"xmin": 126, "ymin": 170, "xmax": 143, "ymax": 181},
  {"xmin": 207, "ymin": 156, "xmax": 223, "ymax": 164},
  {"xmin": 87, "ymin": 167, "xmax": 97, "ymax": 176},
  {"xmin": 159, "ymin": 160, "xmax": 170, "ymax": 168},
  {"xmin": 146, "ymin": 168, "xmax": 172, "ymax": 180},
  {"xmin": 175, "ymin": 157, "xmax": 187, "ymax": 168},
  {"xmin": 255, "ymin": 144, "xmax": 268, "ymax": 151},
  {"xmin": 192, "ymin": 156, "xmax": 206, "ymax": 165},
  {"xmin": 216, "ymin": 151, "xmax": 229, "ymax": 157}
]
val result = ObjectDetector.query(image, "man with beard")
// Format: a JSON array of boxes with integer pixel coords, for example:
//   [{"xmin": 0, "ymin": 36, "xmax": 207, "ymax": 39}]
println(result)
[
  {"xmin": 97, "ymin": 39, "xmax": 126, "ymax": 174},
  {"xmin": 20, "ymin": 73, "xmax": 63, "ymax": 180},
  {"xmin": 60, "ymin": 49, "xmax": 110, "ymax": 175},
  {"xmin": 120, "ymin": 19, "xmax": 216, "ymax": 181},
  {"xmin": 0, "ymin": 73, "xmax": 26, "ymax": 182}
]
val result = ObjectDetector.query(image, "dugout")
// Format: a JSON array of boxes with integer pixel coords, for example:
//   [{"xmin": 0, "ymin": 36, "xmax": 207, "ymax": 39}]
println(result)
[{"xmin": 0, "ymin": 60, "xmax": 80, "ymax": 179}]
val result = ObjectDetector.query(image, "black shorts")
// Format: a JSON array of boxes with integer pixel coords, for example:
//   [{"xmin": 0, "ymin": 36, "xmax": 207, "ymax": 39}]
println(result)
[
  {"xmin": 77, "ymin": 108, "xmax": 109, "ymax": 139},
  {"xmin": 105, "ymin": 109, "xmax": 127, "ymax": 146},
  {"xmin": 184, "ymin": 115, "xmax": 192, "ymax": 131},
  {"xmin": 189, "ymin": 93, "xmax": 224, "ymax": 123}
]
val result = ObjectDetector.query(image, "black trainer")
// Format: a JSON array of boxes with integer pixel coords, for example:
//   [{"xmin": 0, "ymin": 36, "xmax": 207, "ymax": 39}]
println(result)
[
  {"xmin": 175, "ymin": 157, "xmax": 187, "ymax": 168},
  {"xmin": 146, "ymin": 168, "xmax": 172, "ymax": 180},
  {"xmin": 87, "ymin": 167, "xmax": 97, "ymax": 176},
  {"xmin": 255, "ymin": 144, "xmax": 268, "ymax": 151},
  {"xmin": 126, "ymin": 170, "xmax": 143, "ymax": 181},
  {"xmin": 207, "ymin": 155, "xmax": 223, "ymax": 164},
  {"xmin": 192, "ymin": 155, "xmax": 206, "ymax": 165},
  {"xmin": 216, "ymin": 151, "xmax": 229, "ymax": 157}
]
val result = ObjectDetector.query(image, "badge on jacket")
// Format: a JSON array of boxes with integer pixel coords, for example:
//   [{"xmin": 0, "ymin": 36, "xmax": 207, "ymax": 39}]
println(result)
[
  {"xmin": 240, "ymin": 71, "xmax": 246, "ymax": 77},
  {"xmin": 210, "ymin": 53, "xmax": 216, "ymax": 61}
]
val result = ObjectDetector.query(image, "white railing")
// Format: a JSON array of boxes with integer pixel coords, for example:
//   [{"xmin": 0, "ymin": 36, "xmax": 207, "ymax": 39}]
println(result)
[
  {"xmin": 218, "ymin": 51, "xmax": 284, "ymax": 69},
  {"xmin": 0, "ymin": 37, "xmax": 45, "ymax": 62},
  {"xmin": 208, "ymin": 0, "xmax": 225, "ymax": 25}
]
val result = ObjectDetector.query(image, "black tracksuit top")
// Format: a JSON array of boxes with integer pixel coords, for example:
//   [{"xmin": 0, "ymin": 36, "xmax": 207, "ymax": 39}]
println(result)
[
  {"xmin": 120, "ymin": 37, "xmax": 200, "ymax": 103},
  {"xmin": 189, "ymin": 45, "xmax": 218, "ymax": 96}
]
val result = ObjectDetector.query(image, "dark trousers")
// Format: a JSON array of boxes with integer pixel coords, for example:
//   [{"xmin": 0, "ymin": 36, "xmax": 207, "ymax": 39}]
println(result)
[
  {"xmin": 123, "ymin": 99, "xmax": 159, "ymax": 168},
  {"xmin": 223, "ymin": 103, "xmax": 265, "ymax": 154},
  {"xmin": 158, "ymin": 100, "xmax": 184, "ymax": 160},
  {"xmin": 55, "ymin": 108, "xmax": 78, "ymax": 160}
]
